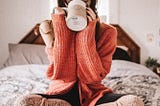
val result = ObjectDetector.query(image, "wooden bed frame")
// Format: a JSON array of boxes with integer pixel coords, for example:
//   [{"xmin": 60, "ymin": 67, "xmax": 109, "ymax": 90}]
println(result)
[{"xmin": 19, "ymin": 23, "xmax": 140, "ymax": 64}]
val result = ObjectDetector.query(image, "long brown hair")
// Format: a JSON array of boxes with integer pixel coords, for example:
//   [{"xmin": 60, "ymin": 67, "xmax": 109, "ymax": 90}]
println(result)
[
  {"xmin": 58, "ymin": 0, "xmax": 98, "ymax": 16},
  {"xmin": 57, "ymin": 0, "xmax": 100, "ymax": 42}
]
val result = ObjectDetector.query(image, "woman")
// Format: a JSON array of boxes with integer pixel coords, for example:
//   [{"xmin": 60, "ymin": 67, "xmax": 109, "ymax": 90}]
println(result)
[{"xmin": 14, "ymin": 0, "xmax": 144, "ymax": 106}]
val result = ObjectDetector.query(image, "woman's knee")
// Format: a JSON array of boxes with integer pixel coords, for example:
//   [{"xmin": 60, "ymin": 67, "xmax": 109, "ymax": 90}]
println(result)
[
  {"xmin": 96, "ymin": 95, "xmax": 144, "ymax": 106},
  {"xmin": 116, "ymin": 95, "xmax": 144, "ymax": 106}
]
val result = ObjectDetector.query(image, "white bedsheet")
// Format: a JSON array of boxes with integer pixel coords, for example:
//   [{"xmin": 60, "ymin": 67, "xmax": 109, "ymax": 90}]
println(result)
[
  {"xmin": 0, "ymin": 64, "xmax": 50, "ymax": 106},
  {"xmin": 103, "ymin": 60, "xmax": 160, "ymax": 106},
  {"xmin": 0, "ymin": 60, "xmax": 160, "ymax": 106}
]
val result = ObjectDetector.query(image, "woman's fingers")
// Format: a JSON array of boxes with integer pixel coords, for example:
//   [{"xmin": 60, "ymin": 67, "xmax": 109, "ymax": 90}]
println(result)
[
  {"xmin": 86, "ymin": 7, "xmax": 96, "ymax": 21},
  {"xmin": 87, "ymin": 16, "xmax": 92, "ymax": 21}
]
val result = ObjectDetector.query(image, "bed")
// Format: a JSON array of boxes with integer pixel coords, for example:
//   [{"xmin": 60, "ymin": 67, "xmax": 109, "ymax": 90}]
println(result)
[{"xmin": 0, "ymin": 24, "xmax": 160, "ymax": 106}]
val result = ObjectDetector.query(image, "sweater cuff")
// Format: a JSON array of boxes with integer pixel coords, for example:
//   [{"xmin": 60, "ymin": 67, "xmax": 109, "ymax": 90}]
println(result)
[
  {"xmin": 76, "ymin": 20, "xmax": 97, "ymax": 43},
  {"xmin": 51, "ymin": 14, "xmax": 66, "ymax": 25},
  {"xmin": 87, "ymin": 19, "xmax": 98, "ymax": 28}
]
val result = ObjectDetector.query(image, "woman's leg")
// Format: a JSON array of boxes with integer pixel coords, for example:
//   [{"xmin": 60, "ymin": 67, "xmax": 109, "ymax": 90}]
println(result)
[
  {"xmin": 14, "ymin": 94, "xmax": 71, "ymax": 106},
  {"xmin": 96, "ymin": 93, "xmax": 144, "ymax": 106},
  {"xmin": 37, "ymin": 82, "xmax": 80, "ymax": 106},
  {"xmin": 14, "ymin": 83, "xmax": 80, "ymax": 106},
  {"xmin": 96, "ymin": 93, "xmax": 125, "ymax": 105}
]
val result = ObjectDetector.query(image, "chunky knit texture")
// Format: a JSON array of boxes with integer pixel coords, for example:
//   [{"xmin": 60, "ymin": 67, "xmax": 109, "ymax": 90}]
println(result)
[
  {"xmin": 14, "ymin": 94, "xmax": 72, "ymax": 106},
  {"xmin": 45, "ymin": 14, "xmax": 117, "ymax": 106},
  {"xmin": 97, "ymin": 95, "xmax": 144, "ymax": 106}
]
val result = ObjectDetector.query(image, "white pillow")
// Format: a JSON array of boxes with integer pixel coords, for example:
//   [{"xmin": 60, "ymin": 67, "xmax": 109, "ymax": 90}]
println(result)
[{"xmin": 3, "ymin": 43, "xmax": 49, "ymax": 67}]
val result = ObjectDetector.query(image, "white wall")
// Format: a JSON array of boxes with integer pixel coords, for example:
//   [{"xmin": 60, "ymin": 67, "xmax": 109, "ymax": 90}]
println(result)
[
  {"xmin": 0, "ymin": 0, "xmax": 50, "ymax": 66},
  {"xmin": 103, "ymin": 0, "xmax": 160, "ymax": 64},
  {"xmin": 118, "ymin": 0, "xmax": 160, "ymax": 64}
]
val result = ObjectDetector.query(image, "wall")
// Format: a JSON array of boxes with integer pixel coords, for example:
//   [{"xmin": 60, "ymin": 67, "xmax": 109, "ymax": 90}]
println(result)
[
  {"xmin": 158, "ymin": 0, "xmax": 160, "ymax": 58},
  {"xmin": 0, "ymin": 0, "xmax": 50, "ymax": 66},
  {"xmin": 0, "ymin": 0, "xmax": 160, "ymax": 65},
  {"xmin": 119, "ymin": 0, "xmax": 160, "ymax": 64},
  {"xmin": 102, "ymin": 0, "xmax": 160, "ymax": 64}
]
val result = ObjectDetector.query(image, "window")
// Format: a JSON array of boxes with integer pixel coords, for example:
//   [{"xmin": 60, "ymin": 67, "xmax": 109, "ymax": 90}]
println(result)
[
  {"xmin": 49, "ymin": 0, "xmax": 57, "ymax": 13},
  {"xmin": 97, "ymin": 0, "xmax": 109, "ymax": 23}
]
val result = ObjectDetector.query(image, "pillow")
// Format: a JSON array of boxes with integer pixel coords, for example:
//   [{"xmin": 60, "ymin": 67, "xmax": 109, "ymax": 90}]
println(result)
[
  {"xmin": 116, "ymin": 45, "xmax": 128, "ymax": 51},
  {"xmin": 112, "ymin": 47, "xmax": 132, "ymax": 61},
  {"xmin": 3, "ymin": 43, "xmax": 49, "ymax": 67}
]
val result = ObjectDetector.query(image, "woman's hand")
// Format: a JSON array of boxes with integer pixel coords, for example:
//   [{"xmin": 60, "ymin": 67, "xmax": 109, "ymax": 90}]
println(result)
[
  {"xmin": 86, "ymin": 7, "xmax": 97, "ymax": 21},
  {"xmin": 39, "ymin": 20, "xmax": 54, "ymax": 48},
  {"xmin": 54, "ymin": 7, "xmax": 66, "ymax": 15}
]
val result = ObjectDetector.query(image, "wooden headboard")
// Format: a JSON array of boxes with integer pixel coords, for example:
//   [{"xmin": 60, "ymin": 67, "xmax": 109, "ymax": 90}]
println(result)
[
  {"xmin": 19, "ymin": 23, "xmax": 140, "ymax": 64},
  {"xmin": 112, "ymin": 24, "xmax": 140, "ymax": 64}
]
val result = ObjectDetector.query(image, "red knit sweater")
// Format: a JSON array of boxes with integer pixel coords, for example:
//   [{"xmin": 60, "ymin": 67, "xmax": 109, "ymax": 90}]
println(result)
[{"xmin": 45, "ymin": 14, "xmax": 117, "ymax": 106}]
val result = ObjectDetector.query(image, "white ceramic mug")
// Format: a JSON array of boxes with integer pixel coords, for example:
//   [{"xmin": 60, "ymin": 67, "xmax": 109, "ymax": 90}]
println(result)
[
  {"xmin": 66, "ymin": 0, "xmax": 87, "ymax": 31},
  {"xmin": 53, "ymin": 0, "xmax": 87, "ymax": 31}
]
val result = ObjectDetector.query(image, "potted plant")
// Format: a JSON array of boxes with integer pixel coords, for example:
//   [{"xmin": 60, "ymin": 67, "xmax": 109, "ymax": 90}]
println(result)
[{"xmin": 145, "ymin": 57, "xmax": 160, "ymax": 73}]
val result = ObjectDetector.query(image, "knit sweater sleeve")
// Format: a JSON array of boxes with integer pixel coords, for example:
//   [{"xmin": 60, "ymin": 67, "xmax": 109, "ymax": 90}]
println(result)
[
  {"xmin": 76, "ymin": 20, "xmax": 117, "ymax": 84},
  {"xmin": 45, "ymin": 14, "xmax": 76, "ymax": 82}
]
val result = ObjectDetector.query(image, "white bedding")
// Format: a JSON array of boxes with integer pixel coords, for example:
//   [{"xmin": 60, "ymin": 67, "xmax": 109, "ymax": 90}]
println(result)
[
  {"xmin": 104, "ymin": 60, "xmax": 160, "ymax": 106},
  {"xmin": 0, "ymin": 60, "xmax": 160, "ymax": 106},
  {"xmin": 0, "ymin": 64, "xmax": 50, "ymax": 106}
]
